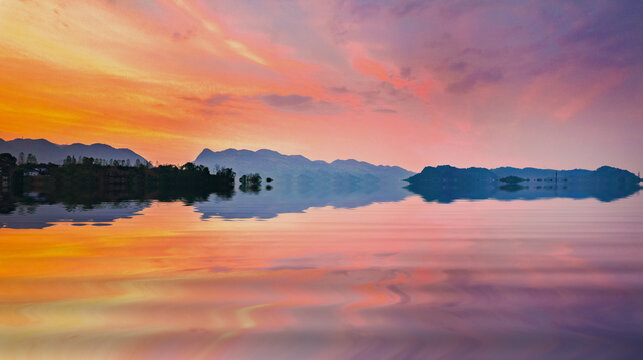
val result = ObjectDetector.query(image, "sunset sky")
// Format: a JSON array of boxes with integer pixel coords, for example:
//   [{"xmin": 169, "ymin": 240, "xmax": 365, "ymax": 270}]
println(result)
[{"xmin": 0, "ymin": 0, "xmax": 641, "ymax": 172}]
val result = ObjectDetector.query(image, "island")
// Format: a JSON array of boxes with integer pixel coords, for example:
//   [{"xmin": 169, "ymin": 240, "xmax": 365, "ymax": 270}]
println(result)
[{"xmin": 405, "ymin": 165, "xmax": 641, "ymax": 203}]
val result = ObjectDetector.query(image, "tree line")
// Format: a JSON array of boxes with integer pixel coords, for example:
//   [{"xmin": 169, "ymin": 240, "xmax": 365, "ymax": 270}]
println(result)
[
  {"xmin": 1, "ymin": 153, "xmax": 274, "ymax": 206},
  {"xmin": 1, "ymin": 153, "xmax": 234, "ymax": 199}
]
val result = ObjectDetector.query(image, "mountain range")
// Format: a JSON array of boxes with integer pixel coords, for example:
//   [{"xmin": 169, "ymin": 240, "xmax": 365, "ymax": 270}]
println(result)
[
  {"xmin": 0, "ymin": 138, "xmax": 414, "ymax": 184},
  {"xmin": 0, "ymin": 138, "xmax": 147, "ymax": 165},
  {"xmin": 194, "ymin": 148, "xmax": 414, "ymax": 185},
  {"xmin": 406, "ymin": 165, "xmax": 641, "ymax": 185}
]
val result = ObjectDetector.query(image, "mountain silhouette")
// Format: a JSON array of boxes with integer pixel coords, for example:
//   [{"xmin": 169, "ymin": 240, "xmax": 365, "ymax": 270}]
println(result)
[
  {"xmin": 408, "ymin": 165, "xmax": 640, "ymax": 185},
  {"xmin": 0, "ymin": 138, "xmax": 147, "ymax": 164},
  {"xmin": 406, "ymin": 165, "xmax": 641, "ymax": 203},
  {"xmin": 194, "ymin": 148, "xmax": 414, "ymax": 185}
]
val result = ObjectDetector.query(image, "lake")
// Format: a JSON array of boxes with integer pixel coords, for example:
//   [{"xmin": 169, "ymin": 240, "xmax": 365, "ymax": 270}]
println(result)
[{"xmin": 0, "ymin": 188, "xmax": 641, "ymax": 359}]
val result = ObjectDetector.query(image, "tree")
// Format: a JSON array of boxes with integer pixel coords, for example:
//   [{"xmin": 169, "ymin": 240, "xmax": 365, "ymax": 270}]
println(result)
[
  {"xmin": 499, "ymin": 176, "xmax": 526, "ymax": 184},
  {"xmin": 26, "ymin": 153, "xmax": 37, "ymax": 164},
  {"xmin": 0, "ymin": 153, "xmax": 17, "ymax": 167},
  {"xmin": 240, "ymin": 173, "xmax": 262, "ymax": 186},
  {"xmin": 82, "ymin": 157, "xmax": 94, "ymax": 166},
  {"xmin": 214, "ymin": 168, "xmax": 235, "ymax": 181},
  {"xmin": 239, "ymin": 173, "xmax": 262, "ymax": 193},
  {"xmin": 181, "ymin": 162, "xmax": 196, "ymax": 172},
  {"xmin": 0, "ymin": 153, "xmax": 18, "ymax": 193},
  {"xmin": 18, "ymin": 152, "xmax": 25, "ymax": 165}
]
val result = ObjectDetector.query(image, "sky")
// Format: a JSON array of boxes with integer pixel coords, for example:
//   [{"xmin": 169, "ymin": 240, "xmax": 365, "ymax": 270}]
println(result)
[{"xmin": 0, "ymin": 0, "xmax": 641, "ymax": 172}]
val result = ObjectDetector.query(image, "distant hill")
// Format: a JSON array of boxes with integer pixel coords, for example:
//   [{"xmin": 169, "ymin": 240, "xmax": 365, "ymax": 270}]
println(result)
[
  {"xmin": 492, "ymin": 167, "xmax": 592, "ymax": 180},
  {"xmin": 405, "ymin": 165, "xmax": 497, "ymax": 186},
  {"xmin": 405, "ymin": 164, "xmax": 641, "ymax": 203},
  {"xmin": 0, "ymin": 138, "xmax": 147, "ymax": 164},
  {"xmin": 407, "ymin": 165, "xmax": 640, "ymax": 185},
  {"xmin": 193, "ymin": 148, "xmax": 414, "ymax": 185},
  {"xmin": 491, "ymin": 165, "xmax": 640, "ymax": 184}
]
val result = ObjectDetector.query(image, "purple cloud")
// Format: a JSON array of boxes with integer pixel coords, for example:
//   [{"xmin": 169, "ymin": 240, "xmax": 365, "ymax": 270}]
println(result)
[
  {"xmin": 258, "ymin": 94, "xmax": 343, "ymax": 115},
  {"xmin": 205, "ymin": 94, "xmax": 231, "ymax": 106},
  {"xmin": 260, "ymin": 94, "xmax": 313, "ymax": 107},
  {"xmin": 182, "ymin": 94, "xmax": 231, "ymax": 107},
  {"xmin": 373, "ymin": 108, "xmax": 397, "ymax": 114},
  {"xmin": 446, "ymin": 68, "xmax": 503, "ymax": 93},
  {"xmin": 561, "ymin": 0, "xmax": 642, "ymax": 68},
  {"xmin": 399, "ymin": 66, "xmax": 412, "ymax": 79}
]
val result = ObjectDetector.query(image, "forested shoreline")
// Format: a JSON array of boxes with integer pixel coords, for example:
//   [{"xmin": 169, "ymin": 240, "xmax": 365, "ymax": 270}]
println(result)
[{"xmin": 0, "ymin": 153, "xmax": 245, "ymax": 207}]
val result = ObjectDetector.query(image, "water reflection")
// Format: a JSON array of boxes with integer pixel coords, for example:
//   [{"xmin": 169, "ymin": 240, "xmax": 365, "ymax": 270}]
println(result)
[
  {"xmin": 0, "ymin": 188, "xmax": 642, "ymax": 359},
  {"xmin": 0, "ymin": 181, "xmax": 412, "ymax": 228},
  {"xmin": 0, "ymin": 201, "xmax": 149, "ymax": 229},
  {"xmin": 196, "ymin": 180, "xmax": 411, "ymax": 220},
  {"xmin": 2, "ymin": 181, "xmax": 639, "ymax": 228},
  {"xmin": 406, "ymin": 182, "xmax": 641, "ymax": 203}
]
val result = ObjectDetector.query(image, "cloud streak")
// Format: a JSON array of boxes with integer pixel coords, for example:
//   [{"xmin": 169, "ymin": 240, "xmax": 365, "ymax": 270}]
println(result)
[
  {"xmin": 258, "ymin": 94, "xmax": 343, "ymax": 115},
  {"xmin": 373, "ymin": 108, "xmax": 397, "ymax": 114},
  {"xmin": 446, "ymin": 68, "xmax": 503, "ymax": 93}
]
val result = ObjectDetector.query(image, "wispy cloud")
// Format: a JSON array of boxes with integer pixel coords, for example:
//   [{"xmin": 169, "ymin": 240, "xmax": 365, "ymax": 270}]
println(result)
[
  {"xmin": 182, "ymin": 94, "xmax": 231, "ymax": 107},
  {"xmin": 446, "ymin": 68, "xmax": 503, "ymax": 93},
  {"xmin": 258, "ymin": 94, "xmax": 343, "ymax": 115},
  {"xmin": 260, "ymin": 94, "xmax": 313, "ymax": 107}
]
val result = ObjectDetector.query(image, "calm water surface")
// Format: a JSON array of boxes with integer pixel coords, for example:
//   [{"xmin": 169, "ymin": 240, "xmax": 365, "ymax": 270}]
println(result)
[{"xmin": 0, "ymin": 192, "xmax": 642, "ymax": 359}]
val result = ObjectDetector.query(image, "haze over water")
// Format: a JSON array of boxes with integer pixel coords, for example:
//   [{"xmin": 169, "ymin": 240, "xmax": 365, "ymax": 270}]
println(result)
[{"xmin": 1, "ymin": 190, "xmax": 641, "ymax": 359}]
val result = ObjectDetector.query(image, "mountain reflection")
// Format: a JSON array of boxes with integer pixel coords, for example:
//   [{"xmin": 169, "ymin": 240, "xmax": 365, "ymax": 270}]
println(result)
[
  {"xmin": 196, "ymin": 181, "xmax": 412, "ymax": 220},
  {"xmin": 0, "ymin": 201, "xmax": 150, "ymax": 229},
  {"xmin": 406, "ymin": 183, "xmax": 641, "ymax": 203},
  {"xmin": 0, "ymin": 181, "xmax": 412, "ymax": 228},
  {"xmin": 1, "ymin": 181, "xmax": 639, "ymax": 229}
]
